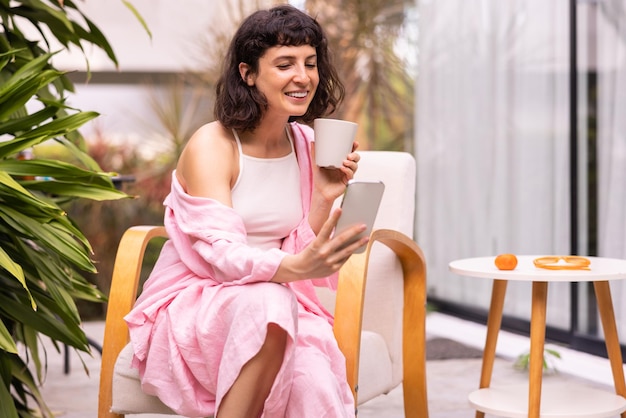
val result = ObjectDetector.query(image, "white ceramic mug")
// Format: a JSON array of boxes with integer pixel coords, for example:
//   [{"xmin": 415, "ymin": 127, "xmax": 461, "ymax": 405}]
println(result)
[{"xmin": 313, "ymin": 118, "xmax": 358, "ymax": 168}]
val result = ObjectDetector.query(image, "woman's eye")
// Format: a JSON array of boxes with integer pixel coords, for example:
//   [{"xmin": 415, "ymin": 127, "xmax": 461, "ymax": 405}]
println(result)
[
  {"xmin": 277, "ymin": 64, "xmax": 291, "ymax": 69},
  {"xmin": 305, "ymin": 63, "xmax": 317, "ymax": 69}
]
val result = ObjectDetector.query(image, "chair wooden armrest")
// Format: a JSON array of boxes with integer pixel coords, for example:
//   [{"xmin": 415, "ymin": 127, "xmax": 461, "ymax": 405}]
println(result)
[
  {"xmin": 98, "ymin": 226, "xmax": 168, "ymax": 418},
  {"xmin": 333, "ymin": 228, "xmax": 428, "ymax": 418}
]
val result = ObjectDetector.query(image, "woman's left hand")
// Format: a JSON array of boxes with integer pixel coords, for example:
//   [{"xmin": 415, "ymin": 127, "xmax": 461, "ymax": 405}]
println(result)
[
  {"xmin": 307, "ymin": 141, "xmax": 360, "ymax": 234},
  {"xmin": 313, "ymin": 141, "xmax": 360, "ymax": 202}
]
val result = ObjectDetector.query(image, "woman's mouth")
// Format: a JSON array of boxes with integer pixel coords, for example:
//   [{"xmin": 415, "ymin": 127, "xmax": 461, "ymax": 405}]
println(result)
[{"xmin": 285, "ymin": 91, "xmax": 308, "ymax": 99}]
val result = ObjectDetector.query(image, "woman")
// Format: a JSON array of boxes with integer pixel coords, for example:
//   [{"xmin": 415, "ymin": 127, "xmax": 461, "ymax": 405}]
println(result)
[{"xmin": 125, "ymin": 5, "xmax": 364, "ymax": 418}]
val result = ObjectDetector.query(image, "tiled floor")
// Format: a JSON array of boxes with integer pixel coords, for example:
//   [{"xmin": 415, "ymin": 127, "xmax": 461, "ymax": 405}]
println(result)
[{"xmin": 38, "ymin": 313, "xmax": 622, "ymax": 417}]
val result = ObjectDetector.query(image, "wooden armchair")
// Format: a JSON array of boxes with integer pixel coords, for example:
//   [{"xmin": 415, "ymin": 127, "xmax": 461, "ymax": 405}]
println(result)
[{"xmin": 98, "ymin": 151, "xmax": 428, "ymax": 417}]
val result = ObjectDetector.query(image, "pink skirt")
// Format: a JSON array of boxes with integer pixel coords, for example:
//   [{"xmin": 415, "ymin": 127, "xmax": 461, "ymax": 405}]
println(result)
[{"xmin": 132, "ymin": 281, "xmax": 355, "ymax": 417}]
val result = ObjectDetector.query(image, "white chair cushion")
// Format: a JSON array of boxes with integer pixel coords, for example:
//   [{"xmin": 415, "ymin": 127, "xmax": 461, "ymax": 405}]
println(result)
[
  {"xmin": 112, "ymin": 332, "xmax": 393, "ymax": 412},
  {"xmin": 111, "ymin": 343, "xmax": 176, "ymax": 415},
  {"xmin": 357, "ymin": 331, "xmax": 394, "ymax": 404}
]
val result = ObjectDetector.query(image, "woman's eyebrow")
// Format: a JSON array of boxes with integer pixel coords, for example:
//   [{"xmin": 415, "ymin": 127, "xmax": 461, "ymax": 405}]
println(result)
[{"xmin": 272, "ymin": 53, "xmax": 318, "ymax": 61}]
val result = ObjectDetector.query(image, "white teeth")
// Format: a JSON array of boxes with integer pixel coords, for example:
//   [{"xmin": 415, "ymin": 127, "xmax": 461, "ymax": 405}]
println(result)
[{"xmin": 286, "ymin": 92, "xmax": 307, "ymax": 98}]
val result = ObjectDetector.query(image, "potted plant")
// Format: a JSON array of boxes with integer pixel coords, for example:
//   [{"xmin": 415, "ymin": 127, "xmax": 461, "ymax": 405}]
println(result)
[{"xmin": 0, "ymin": 1, "xmax": 148, "ymax": 416}]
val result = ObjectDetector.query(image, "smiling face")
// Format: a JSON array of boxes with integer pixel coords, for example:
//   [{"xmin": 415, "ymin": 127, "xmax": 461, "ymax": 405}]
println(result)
[{"xmin": 240, "ymin": 44, "xmax": 319, "ymax": 120}]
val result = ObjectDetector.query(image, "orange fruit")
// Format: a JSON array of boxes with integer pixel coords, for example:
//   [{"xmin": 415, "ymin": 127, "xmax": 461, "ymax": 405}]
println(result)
[{"xmin": 495, "ymin": 254, "xmax": 518, "ymax": 270}]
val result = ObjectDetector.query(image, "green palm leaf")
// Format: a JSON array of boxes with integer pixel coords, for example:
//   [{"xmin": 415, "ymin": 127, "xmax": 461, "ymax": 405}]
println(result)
[
  {"xmin": 0, "ymin": 206, "xmax": 96, "ymax": 272},
  {"xmin": 0, "ymin": 321, "xmax": 18, "ymax": 354},
  {"xmin": 0, "ymin": 375, "xmax": 19, "ymax": 418},
  {"xmin": 0, "ymin": 106, "xmax": 60, "ymax": 135},
  {"xmin": 0, "ymin": 1, "xmax": 149, "ymax": 416},
  {"xmin": 0, "ymin": 159, "xmax": 119, "ymax": 185},
  {"xmin": 0, "ymin": 111, "xmax": 99, "ymax": 158},
  {"xmin": 0, "ymin": 245, "xmax": 35, "ymax": 310}
]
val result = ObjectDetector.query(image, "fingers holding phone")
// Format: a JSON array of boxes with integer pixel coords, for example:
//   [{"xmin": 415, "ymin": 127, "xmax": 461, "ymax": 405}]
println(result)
[
  {"xmin": 320, "ymin": 178, "xmax": 385, "ymax": 256},
  {"xmin": 328, "ymin": 208, "xmax": 370, "ymax": 258},
  {"xmin": 310, "ymin": 208, "xmax": 369, "ymax": 273},
  {"xmin": 333, "ymin": 180, "xmax": 385, "ymax": 254},
  {"xmin": 273, "ymin": 181, "xmax": 384, "ymax": 282}
]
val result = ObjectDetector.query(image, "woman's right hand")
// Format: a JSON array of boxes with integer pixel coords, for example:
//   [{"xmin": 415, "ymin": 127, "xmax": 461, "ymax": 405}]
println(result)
[{"xmin": 272, "ymin": 208, "xmax": 368, "ymax": 283}]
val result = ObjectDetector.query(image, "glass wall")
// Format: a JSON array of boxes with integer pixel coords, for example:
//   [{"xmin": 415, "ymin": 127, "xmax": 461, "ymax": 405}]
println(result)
[
  {"xmin": 415, "ymin": 0, "xmax": 626, "ymax": 354},
  {"xmin": 592, "ymin": 1, "xmax": 626, "ymax": 341}
]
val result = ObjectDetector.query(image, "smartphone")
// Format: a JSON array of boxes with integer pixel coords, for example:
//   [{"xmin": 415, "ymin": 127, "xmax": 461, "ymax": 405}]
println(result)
[{"xmin": 334, "ymin": 180, "xmax": 385, "ymax": 254}]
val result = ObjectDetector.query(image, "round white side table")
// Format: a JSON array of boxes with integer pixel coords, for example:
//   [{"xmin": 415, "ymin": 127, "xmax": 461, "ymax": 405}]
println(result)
[{"xmin": 449, "ymin": 255, "xmax": 626, "ymax": 418}]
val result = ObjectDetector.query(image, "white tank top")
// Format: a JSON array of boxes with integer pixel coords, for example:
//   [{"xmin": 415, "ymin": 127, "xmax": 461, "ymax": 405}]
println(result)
[{"xmin": 231, "ymin": 127, "xmax": 303, "ymax": 250}]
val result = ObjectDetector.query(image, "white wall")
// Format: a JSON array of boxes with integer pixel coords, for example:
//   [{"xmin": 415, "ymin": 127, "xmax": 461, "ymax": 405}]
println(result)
[{"xmin": 56, "ymin": 0, "xmax": 222, "ymax": 72}]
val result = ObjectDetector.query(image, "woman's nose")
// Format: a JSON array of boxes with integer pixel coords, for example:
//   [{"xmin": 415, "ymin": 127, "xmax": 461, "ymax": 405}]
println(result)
[{"xmin": 294, "ymin": 64, "xmax": 310, "ymax": 83}]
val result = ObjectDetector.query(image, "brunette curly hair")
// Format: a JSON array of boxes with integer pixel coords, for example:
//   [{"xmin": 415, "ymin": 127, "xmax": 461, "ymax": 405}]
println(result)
[{"xmin": 214, "ymin": 5, "xmax": 344, "ymax": 131}]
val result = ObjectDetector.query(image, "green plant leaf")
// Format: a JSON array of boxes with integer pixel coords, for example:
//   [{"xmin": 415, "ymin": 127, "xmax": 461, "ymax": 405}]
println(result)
[
  {"xmin": 0, "ymin": 354, "xmax": 22, "ymax": 418},
  {"xmin": 122, "ymin": 0, "xmax": 153, "ymax": 39},
  {"xmin": 0, "ymin": 51, "xmax": 54, "ymax": 89},
  {"xmin": 0, "ymin": 244, "xmax": 25, "ymax": 284},
  {"xmin": 0, "ymin": 245, "xmax": 36, "ymax": 310},
  {"xmin": 0, "ymin": 321, "xmax": 18, "ymax": 354},
  {"xmin": 25, "ymin": 180, "xmax": 131, "ymax": 200},
  {"xmin": 0, "ymin": 293, "xmax": 87, "ymax": 349},
  {"xmin": 10, "ymin": 2, "xmax": 78, "ymax": 49},
  {"xmin": 0, "ymin": 70, "xmax": 64, "ymax": 121},
  {"xmin": 8, "ymin": 353, "xmax": 53, "ymax": 416},
  {"xmin": 69, "ymin": 16, "xmax": 118, "ymax": 68},
  {"xmin": 545, "ymin": 348, "xmax": 562, "ymax": 359},
  {"xmin": 0, "ymin": 206, "xmax": 96, "ymax": 273},
  {"xmin": 0, "ymin": 0, "xmax": 149, "ymax": 414},
  {"xmin": 0, "ymin": 376, "xmax": 19, "ymax": 418},
  {"xmin": 0, "ymin": 171, "xmax": 61, "ymax": 213},
  {"xmin": 63, "ymin": 0, "xmax": 121, "ymax": 66},
  {"xmin": 53, "ymin": 136, "xmax": 103, "ymax": 171},
  {"xmin": 21, "ymin": 326, "xmax": 43, "ymax": 382},
  {"xmin": 0, "ymin": 106, "xmax": 60, "ymax": 135},
  {"xmin": 0, "ymin": 111, "xmax": 99, "ymax": 158},
  {"xmin": 0, "ymin": 158, "xmax": 118, "ymax": 185}
]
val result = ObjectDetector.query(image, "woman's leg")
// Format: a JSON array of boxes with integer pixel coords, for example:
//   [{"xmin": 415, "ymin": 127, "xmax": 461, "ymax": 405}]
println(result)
[
  {"xmin": 285, "ymin": 313, "xmax": 356, "ymax": 418},
  {"xmin": 217, "ymin": 323, "xmax": 287, "ymax": 418}
]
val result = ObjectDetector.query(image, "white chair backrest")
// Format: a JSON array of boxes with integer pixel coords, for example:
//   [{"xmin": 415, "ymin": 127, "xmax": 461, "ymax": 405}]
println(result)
[
  {"xmin": 317, "ymin": 150, "xmax": 416, "ymax": 387},
  {"xmin": 355, "ymin": 151, "xmax": 416, "ymax": 235}
]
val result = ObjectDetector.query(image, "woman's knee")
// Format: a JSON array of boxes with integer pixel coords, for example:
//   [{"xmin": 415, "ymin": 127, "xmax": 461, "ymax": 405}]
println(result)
[
  {"xmin": 211, "ymin": 282, "xmax": 298, "ymax": 341},
  {"xmin": 263, "ymin": 323, "xmax": 288, "ymax": 352},
  {"xmin": 241, "ymin": 282, "xmax": 298, "ymax": 314}
]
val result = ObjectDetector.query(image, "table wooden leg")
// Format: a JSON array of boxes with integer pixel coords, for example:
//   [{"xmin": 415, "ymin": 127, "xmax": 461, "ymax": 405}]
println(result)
[
  {"xmin": 593, "ymin": 280, "xmax": 626, "ymax": 418},
  {"xmin": 475, "ymin": 279, "xmax": 507, "ymax": 418},
  {"xmin": 528, "ymin": 281, "xmax": 548, "ymax": 418}
]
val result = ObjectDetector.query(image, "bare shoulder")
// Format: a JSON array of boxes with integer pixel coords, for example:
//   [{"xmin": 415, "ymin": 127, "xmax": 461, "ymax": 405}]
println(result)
[
  {"xmin": 176, "ymin": 122, "xmax": 238, "ymax": 199},
  {"xmin": 182, "ymin": 122, "xmax": 235, "ymax": 157}
]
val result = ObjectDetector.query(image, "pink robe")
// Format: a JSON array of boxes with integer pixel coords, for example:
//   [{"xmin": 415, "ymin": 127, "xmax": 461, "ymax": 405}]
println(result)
[{"xmin": 124, "ymin": 122, "xmax": 355, "ymax": 417}]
